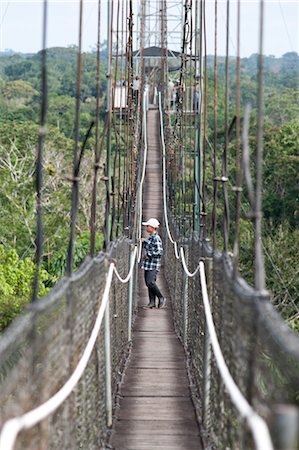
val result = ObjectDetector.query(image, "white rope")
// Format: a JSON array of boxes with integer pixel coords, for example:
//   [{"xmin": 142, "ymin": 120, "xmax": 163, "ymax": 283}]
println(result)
[
  {"xmin": 137, "ymin": 91, "xmax": 149, "ymax": 263},
  {"xmin": 159, "ymin": 90, "xmax": 272, "ymax": 448},
  {"xmin": 199, "ymin": 261, "xmax": 273, "ymax": 450},
  {"xmin": 113, "ymin": 245, "xmax": 138, "ymax": 283},
  {"xmin": 158, "ymin": 92, "xmax": 180, "ymax": 260},
  {"xmin": 0, "ymin": 263, "xmax": 115, "ymax": 450},
  {"xmin": 180, "ymin": 247, "xmax": 201, "ymax": 278}
]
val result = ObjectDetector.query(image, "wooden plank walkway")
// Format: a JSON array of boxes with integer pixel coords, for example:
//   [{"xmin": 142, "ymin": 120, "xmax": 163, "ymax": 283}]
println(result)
[{"xmin": 107, "ymin": 107, "xmax": 202, "ymax": 450}]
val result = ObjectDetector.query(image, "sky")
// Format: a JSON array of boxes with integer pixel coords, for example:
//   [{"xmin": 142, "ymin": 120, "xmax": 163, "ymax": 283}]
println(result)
[{"xmin": 0, "ymin": 0, "xmax": 298, "ymax": 57}]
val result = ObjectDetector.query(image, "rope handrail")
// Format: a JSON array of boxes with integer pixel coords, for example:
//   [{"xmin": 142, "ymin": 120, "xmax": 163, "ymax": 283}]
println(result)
[
  {"xmin": 158, "ymin": 92, "xmax": 180, "ymax": 260},
  {"xmin": 137, "ymin": 91, "xmax": 149, "ymax": 263},
  {"xmin": 180, "ymin": 247, "xmax": 201, "ymax": 278},
  {"xmin": 199, "ymin": 261, "xmax": 273, "ymax": 450},
  {"xmin": 0, "ymin": 243, "xmax": 138, "ymax": 450},
  {"xmin": 0, "ymin": 262, "xmax": 114, "ymax": 450},
  {"xmin": 113, "ymin": 245, "xmax": 138, "ymax": 283},
  {"xmin": 159, "ymin": 87, "xmax": 273, "ymax": 450}
]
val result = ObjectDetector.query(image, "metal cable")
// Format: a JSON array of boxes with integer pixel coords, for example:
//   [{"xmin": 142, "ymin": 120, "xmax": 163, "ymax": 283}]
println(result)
[
  {"xmin": 201, "ymin": 0, "xmax": 207, "ymax": 239},
  {"xmin": 254, "ymin": 0, "xmax": 266, "ymax": 291},
  {"xmin": 90, "ymin": 0, "xmax": 102, "ymax": 257},
  {"xmin": 232, "ymin": 0, "xmax": 242, "ymax": 277},
  {"xmin": 136, "ymin": 91, "xmax": 150, "ymax": 263},
  {"xmin": 103, "ymin": 0, "xmax": 114, "ymax": 247},
  {"xmin": 66, "ymin": 0, "xmax": 84, "ymax": 276},
  {"xmin": 111, "ymin": 0, "xmax": 121, "ymax": 239},
  {"xmin": 212, "ymin": 0, "xmax": 218, "ymax": 252},
  {"xmin": 222, "ymin": 0, "xmax": 230, "ymax": 252},
  {"xmin": 31, "ymin": 0, "xmax": 48, "ymax": 302}
]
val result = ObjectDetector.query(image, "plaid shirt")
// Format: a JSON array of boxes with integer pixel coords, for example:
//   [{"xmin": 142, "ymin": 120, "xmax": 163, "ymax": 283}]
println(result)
[{"xmin": 141, "ymin": 232, "xmax": 163, "ymax": 271}]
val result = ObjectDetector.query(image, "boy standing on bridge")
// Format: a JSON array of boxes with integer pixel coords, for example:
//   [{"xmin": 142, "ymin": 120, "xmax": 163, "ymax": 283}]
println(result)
[{"xmin": 141, "ymin": 218, "xmax": 166, "ymax": 309}]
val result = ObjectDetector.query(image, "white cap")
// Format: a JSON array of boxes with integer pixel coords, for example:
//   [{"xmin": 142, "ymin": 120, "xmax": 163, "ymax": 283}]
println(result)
[{"xmin": 142, "ymin": 218, "xmax": 160, "ymax": 228}]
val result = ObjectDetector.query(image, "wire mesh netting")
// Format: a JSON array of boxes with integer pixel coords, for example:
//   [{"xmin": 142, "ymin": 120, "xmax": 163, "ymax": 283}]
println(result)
[
  {"xmin": 164, "ymin": 225, "xmax": 299, "ymax": 450},
  {"xmin": 0, "ymin": 238, "xmax": 134, "ymax": 450}
]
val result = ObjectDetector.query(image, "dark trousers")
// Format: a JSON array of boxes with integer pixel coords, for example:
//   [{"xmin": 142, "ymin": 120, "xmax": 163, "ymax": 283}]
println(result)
[{"xmin": 144, "ymin": 270, "xmax": 163, "ymax": 303}]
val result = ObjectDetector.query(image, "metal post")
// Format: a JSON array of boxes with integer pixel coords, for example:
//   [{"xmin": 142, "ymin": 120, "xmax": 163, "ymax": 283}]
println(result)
[
  {"xmin": 202, "ymin": 257, "xmax": 212, "ymax": 428},
  {"xmin": 105, "ymin": 0, "xmax": 112, "ymax": 243},
  {"xmin": 128, "ymin": 246, "xmax": 135, "ymax": 341},
  {"xmin": 271, "ymin": 404, "xmax": 299, "ymax": 450},
  {"xmin": 183, "ymin": 246, "xmax": 189, "ymax": 345},
  {"xmin": 104, "ymin": 283, "xmax": 112, "ymax": 427},
  {"xmin": 194, "ymin": 3, "xmax": 202, "ymax": 235},
  {"xmin": 194, "ymin": 138, "xmax": 201, "ymax": 234}
]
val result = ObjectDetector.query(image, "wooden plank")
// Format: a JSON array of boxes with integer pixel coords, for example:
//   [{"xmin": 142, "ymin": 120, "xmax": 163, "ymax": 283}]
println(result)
[
  {"xmin": 107, "ymin": 109, "xmax": 202, "ymax": 450},
  {"xmin": 112, "ymin": 419, "xmax": 200, "ymax": 435},
  {"xmin": 110, "ymin": 433, "xmax": 202, "ymax": 450},
  {"xmin": 120, "ymin": 368, "xmax": 190, "ymax": 396},
  {"xmin": 115, "ymin": 397, "xmax": 197, "ymax": 421}
]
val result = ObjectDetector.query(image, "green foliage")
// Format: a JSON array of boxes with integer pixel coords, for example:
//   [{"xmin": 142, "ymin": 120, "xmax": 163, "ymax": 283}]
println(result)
[
  {"xmin": 2, "ymin": 79, "xmax": 38, "ymax": 103},
  {"xmin": 47, "ymin": 232, "xmax": 104, "ymax": 284},
  {"xmin": 0, "ymin": 245, "xmax": 49, "ymax": 331},
  {"xmin": 264, "ymin": 89, "xmax": 299, "ymax": 125},
  {"xmin": 238, "ymin": 220, "xmax": 299, "ymax": 330},
  {"xmin": 263, "ymin": 226, "xmax": 299, "ymax": 330},
  {"xmin": 0, "ymin": 121, "xmax": 75, "ymax": 258},
  {"xmin": 191, "ymin": 53, "xmax": 299, "ymax": 330},
  {"xmin": 263, "ymin": 119, "xmax": 299, "ymax": 228},
  {"xmin": 0, "ymin": 47, "xmax": 297, "ymax": 332}
]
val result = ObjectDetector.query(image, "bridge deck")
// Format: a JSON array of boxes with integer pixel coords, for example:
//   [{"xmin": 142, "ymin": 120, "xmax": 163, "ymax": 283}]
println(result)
[{"xmin": 108, "ymin": 108, "xmax": 202, "ymax": 450}]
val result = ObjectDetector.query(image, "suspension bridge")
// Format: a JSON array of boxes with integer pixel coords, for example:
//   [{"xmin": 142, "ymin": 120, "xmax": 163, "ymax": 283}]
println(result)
[{"xmin": 0, "ymin": 1, "xmax": 298, "ymax": 449}]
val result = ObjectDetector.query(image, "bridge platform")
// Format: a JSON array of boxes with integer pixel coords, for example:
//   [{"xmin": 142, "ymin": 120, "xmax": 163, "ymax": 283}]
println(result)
[{"xmin": 107, "ymin": 108, "xmax": 203, "ymax": 449}]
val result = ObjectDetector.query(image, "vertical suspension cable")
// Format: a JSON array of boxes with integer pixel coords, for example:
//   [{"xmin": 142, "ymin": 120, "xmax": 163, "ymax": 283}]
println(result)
[
  {"xmin": 201, "ymin": 0, "xmax": 207, "ymax": 239},
  {"xmin": 160, "ymin": 0, "xmax": 165, "ymax": 102},
  {"xmin": 187, "ymin": 0, "xmax": 196, "ymax": 234},
  {"xmin": 125, "ymin": 0, "xmax": 133, "ymax": 234},
  {"xmin": 31, "ymin": 0, "xmax": 48, "ymax": 301},
  {"xmin": 66, "ymin": 0, "xmax": 84, "ymax": 275},
  {"xmin": 232, "ymin": 0, "xmax": 241, "ymax": 276},
  {"xmin": 111, "ymin": 0, "xmax": 121, "ymax": 239},
  {"xmin": 123, "ymin": 0, "xmax": 129, "ymax": 230},
  {"xmin": 222, "ymin": 0, "xmax": 230, "ymax": 252},
  {"xmin": 131, "ymin": 0, "xmax": 145, "ymax": 243},
  {"xmin": 255, "ymin": 0, "xmax": 265, "ymax": 291},
  {"xmin": 90, "ymin": 0, "xmax": 102, "ymax": 257},
  {"xmin": 198, "ymin": 0, "xmax": 203, "ymax": 235},
  {"xmin": 212, "ymin": 0, "xmax": 218, "ymax": 251},
  {"xmin": 135, "ymin": 0, "xmax": 145, "ymax": 138},
  {"xmin": 123, "ymin": 0, "xmax": 129, "ymax": 231},
  {"xmin": 192, "ymin": 0, "xmax": 199, "ymax": 232},
  {"xmin": 193, "ymin": 0, "xmax": 202, "ymax": 234},
  {"xmin": 104, "ymin": 0, "xmax": 114, "ymax": 246},
  {"xmin": 187, "ymin": 0, "xmax": 193, "ymax": 232},
  {"xmin": 180, "ymin": 1, "xmax": 189, "ymax": 233},
  {"xmin": 164, "ymin": 0, "xmax": 170, "ymax": 121},
  {"xmin": 116, "ymin": 0, "xmax": 125, "ymax": 237}
]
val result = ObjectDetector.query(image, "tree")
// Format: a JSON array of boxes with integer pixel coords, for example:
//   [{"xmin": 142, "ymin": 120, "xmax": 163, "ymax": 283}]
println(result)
[
  {"xmin": 0, "ymin": 245, "xmax": 49, "ymax": 331},
  {"xmin": 263, "ymin": 119, "xmax": 299, "ymax": 229},
  {"xmin": 2, "ymin": 80, "xmax": 38, "ymax": 106}
]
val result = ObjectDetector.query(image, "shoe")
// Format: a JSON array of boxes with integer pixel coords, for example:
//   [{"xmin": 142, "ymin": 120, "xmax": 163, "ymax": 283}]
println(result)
[
  {"xmin": 158, "ymin": 298, "xmax": 166, "ymax": 308},
  {"xmin": 145, "ymin": 301, "xmax": 155, "ymax": 309}
]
